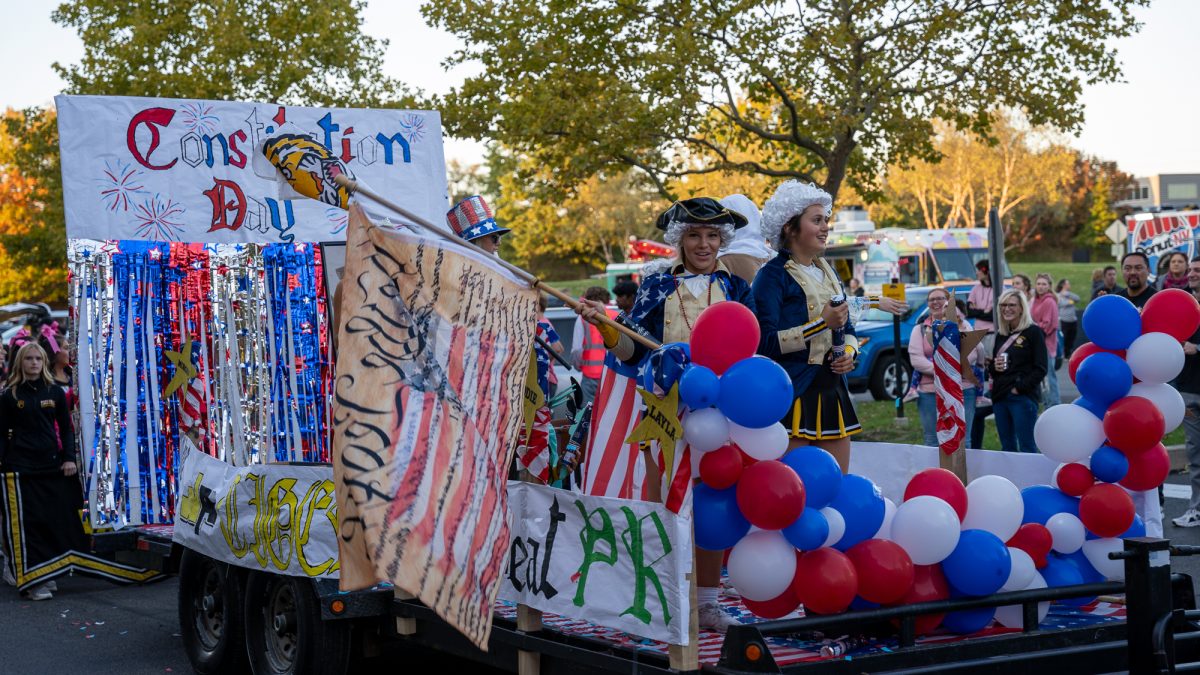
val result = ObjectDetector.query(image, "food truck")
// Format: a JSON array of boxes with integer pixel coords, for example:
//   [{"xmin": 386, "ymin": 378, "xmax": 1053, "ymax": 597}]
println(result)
[{"xmin": 1125, "ymin": 210, "xmax": 1200, "ymax": 281}]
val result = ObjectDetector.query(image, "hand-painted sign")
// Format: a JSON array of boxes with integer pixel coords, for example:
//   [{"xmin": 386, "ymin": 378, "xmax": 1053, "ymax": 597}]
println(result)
[
  {"xmin": 500, "ymin": 482, "xmax": 694, "ymax": 646},
  {"xmin": 1126, "ymin": 211, "xmax": 1200, "ymax": 280},
  {"xmin": 56, "ymin": 94, "xmax": 449, "ymax": 244},
  {"xmin": 173, "ymin": 448, "xmax": 339, "ymax": 578}
]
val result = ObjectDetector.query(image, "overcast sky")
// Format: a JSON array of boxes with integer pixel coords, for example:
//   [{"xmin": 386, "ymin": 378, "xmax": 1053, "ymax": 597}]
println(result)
[{"xmin": 2, "ymin": 0, "xmax": 1197, "ymax": 176}]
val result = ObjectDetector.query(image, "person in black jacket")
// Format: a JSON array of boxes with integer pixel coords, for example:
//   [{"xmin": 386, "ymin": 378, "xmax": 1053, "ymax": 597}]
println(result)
[
  {"xmin": 989, "ymin": 289, "xmax": 1048, "ymax": 453},
  {"xmin": 0, "ymin": 341, "xmax": 80, "ymax": 601}
]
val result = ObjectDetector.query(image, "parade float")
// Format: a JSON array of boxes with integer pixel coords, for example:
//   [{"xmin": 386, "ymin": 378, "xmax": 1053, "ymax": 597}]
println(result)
[{"xmin": 35, "ymin": 93, "xmax": 1200, "ymax": 675}]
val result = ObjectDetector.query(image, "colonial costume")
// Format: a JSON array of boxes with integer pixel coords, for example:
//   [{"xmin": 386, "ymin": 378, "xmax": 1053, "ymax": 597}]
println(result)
[
  {"xmin": 753, "ymin": 181, "xmax": 861, "ymax": 440},
  {"xmin": 717, "ymin": 194, "xmax": 771, "ymax": 284}
]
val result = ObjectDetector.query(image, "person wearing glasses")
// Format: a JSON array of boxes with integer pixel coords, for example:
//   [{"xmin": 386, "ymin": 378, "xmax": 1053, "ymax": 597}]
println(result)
[
  {"xmin": 907, "ymin": 287, "xmax": 983, "ymax": 447},
  {"xmin": 989, "ymin": 289, "xmax": 1048, "ymax": 453}
]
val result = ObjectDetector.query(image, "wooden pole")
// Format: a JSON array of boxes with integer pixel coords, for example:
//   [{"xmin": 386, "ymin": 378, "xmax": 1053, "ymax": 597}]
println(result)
[
  {"xmin": 516, "ymin": 470, "xmax": 543, "ymax": 675},
  {"xmin": 668, "ymin": 523, "xmax": 700, "ymax": 672},
  {"xmin": 335, "ymin": 175, "xmax": 661, "ymax": 352}
]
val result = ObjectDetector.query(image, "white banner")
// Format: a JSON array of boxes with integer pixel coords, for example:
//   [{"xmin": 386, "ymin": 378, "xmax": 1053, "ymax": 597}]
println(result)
[
  {"xmin": 56, "ymin": 94, "xmax": 448, "ymax": 243},
  {"xmin": 173, "ymin": 447, "xmax": 339, "ymax": 578},
  {"xmin": 500, "ymin": 482, "xmax": 694, "ymax": 646}
]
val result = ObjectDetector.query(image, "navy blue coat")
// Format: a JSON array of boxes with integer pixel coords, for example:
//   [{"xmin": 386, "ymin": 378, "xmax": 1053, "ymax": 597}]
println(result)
[{"xmin": 751, "ymin": 252, "xmax": 856, "ymax": 399}]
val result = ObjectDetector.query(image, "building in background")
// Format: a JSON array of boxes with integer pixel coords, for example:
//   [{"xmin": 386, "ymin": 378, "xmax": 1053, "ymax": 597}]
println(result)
[{"xmin": 1116, "ymin": 174, "xmax": 1200, "ymax": 211}]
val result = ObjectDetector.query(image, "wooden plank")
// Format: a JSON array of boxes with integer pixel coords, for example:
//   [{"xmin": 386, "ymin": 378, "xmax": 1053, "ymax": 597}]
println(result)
[
  {"xmin": 516, "ymin": 470, "xmax": 543, "ymax": 675},
  {"xmin": 669, "ymin": 529, "xmax": 700, "ymax": 672}
]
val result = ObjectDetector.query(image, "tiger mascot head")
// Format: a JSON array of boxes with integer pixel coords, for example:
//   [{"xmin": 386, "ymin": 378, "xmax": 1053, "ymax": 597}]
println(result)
[{"xmin": 263, "ymin": 133, "xmax": 356, "ymax": 209}]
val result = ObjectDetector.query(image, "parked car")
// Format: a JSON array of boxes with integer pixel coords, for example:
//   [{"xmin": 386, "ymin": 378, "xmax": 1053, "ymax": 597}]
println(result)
[{"xmin": 848, "ymin": 286, "xmax": 973, "ymax": 400}]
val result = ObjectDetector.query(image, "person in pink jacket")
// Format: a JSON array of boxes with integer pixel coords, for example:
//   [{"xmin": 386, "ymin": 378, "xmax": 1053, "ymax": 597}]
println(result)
[
  {"xmin": 1030, "ymin": 273, "xmax": 1061, "ymax": 406},
  {"xmin": 908, "ymin": 287, "xmax": 983, "ymax": 447}
]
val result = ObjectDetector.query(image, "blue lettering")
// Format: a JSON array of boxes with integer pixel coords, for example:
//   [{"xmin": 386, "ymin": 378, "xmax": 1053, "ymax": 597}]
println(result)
[
  {"xmin": 318, "ymin": 113, "xmax": 340, "ymax": 152},
  {"xmin": 266, "ymin": 198, "xmax": 296, "ymax": 243},
  {"xmin": 203, "ymin": 134, "xmax": 230, "ymax": 168},
  {"xmin": 375, "ymin": 132, "xmax": 412, "ymax": 164}
]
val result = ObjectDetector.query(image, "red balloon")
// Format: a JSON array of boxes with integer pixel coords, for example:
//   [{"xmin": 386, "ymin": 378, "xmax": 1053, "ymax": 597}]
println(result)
[
  {"xmin": 1104, "ymin": 396, "xmax": 1165, "ymax": 454},
  {"xmin": 699, "ymin": 445, "xmax": 744, "ymax": 490},
  {"xmin": 1119, "ymin": 443, "xmax": 1171, "ymax": 491},
  {"xmin": 742, "ymin": 588, "xmax": 800, "ymax": 619},
  {"xmin": 792, "ymin": 548, "xmax": 858, "ymax": 615},
  {"xmin": 1068, "ymin": 343, "xmax": 1126, "ymax": 383},
  {"xmin": 1055, "ymin": 463, "xmax": 1095, "ymax": 497},
  {"xmin": 846, "ymin": 539, "xmax": 915, "ymax": 605},
  {"xmin": 690, "ymin": 301, "xmax": 760, "ymax": 375},
  {"xmin": 1007, "ymin": 523, "xmax": 1054, "ymax": 569},
  {"xmin": 903, "ymin": 468, "xmax": 968, "ymax": 521},
  {"xmin": 736, "ymin": 460, "xmax": 805, "ymax": 530},
  {"xmin": 890, "ymin": 564, "xmax": 950, "ymax": 634},
  {"xmin": 1079, "ymin": 483, "xmax": 1136, "ymax": 538},
  {"xmin": 740, "ymin": 448, "xmax": 757, "ymax": 467},
  {"xmin": 1142, "ymin": 288, "xmax": 1200, "ymax": 342}
]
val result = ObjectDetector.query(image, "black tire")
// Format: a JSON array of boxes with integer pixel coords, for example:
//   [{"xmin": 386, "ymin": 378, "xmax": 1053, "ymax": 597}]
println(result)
[
  {"xmin": 244, "ymin": 572, "xmax": 351, "ymax": 675},
  {"xmin": 869, "ymin": 351, "xmax": 911, "ymax": 401},
  {"xmin": 178, "ymin": 549, "xmax": 250, "ymax": 675}
]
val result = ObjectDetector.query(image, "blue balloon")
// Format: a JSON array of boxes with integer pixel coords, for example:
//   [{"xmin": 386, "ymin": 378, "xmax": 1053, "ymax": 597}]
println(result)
[
  {"xmin": 1063, "ymin": 550, "xmax": 1105, "ymax": 584},
  {"xmin": 1087, "ymin": 513, "xmax": 1145, "ymax": 540},
  {"xmin": 942, "ymin": 530, "xmax": 1012, "ymax": 597},
  {"xmin": 679, "ymin": 365, "xmax": 720, "ymax": 409},
  {"xmin": 717, "ymin": 356, "xmax": 793, "ymax": 428},
  {"xmin": 1073, "ymin": 396, "xmax": 1110, "ymax": 419},
  {"xmin": 694, "ymin": 484, "xmax": 751, "ymax": 551},
  {"xmin": 781, "ymin": 446, "xmax": 843, "ymax": 510},
  {"xmin": 830, "ymin": 475, "xmax": 886, "ymax": 551},
  {"xmin": 943, "ymin": 604, "xmax": 996, "ymax": 635},
  {"xmin": 1082, "ymin": 295, "xmax": 1142, "ymax": 351},
  {"xmin": 850, "ymin": 596, "xmax": 880, "ymax": 611},
  {"xmin": 1089, "ymin": 444, "xmax": 1129, "ymax": 484},
  {"xmin": 1021, "ymin": 485, "xmax": 1080, "ymax": 525},
  {"xmin": 1043, "ymin": 553, "xmax": 1093, "ymax": 607},
  {"xmin": 1074, "ymin": 352, "xmax": 1133, "ymax": 407},
  {"xmin": 782, "ymin": 507, "xmax": 829, "ymax": 551}
]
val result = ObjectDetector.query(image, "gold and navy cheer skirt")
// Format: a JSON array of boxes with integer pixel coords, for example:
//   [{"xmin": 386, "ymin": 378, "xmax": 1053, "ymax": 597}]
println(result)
[{"xmin": 782, "ymin": 367, "xmax": 862, "ymax": 441}]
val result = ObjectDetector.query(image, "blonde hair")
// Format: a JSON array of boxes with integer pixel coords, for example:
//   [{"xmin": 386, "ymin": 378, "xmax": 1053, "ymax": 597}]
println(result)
[
  {"xmin": 7, "ymin": 341, "xmax": 55, "ymax": 391},
  {"xmin": 997, "ymin": 289, "xmax": 1034, "ymax": 336},
  {"xmin": 1034, "ymin": 272, "xmax": 1054, "ymax": 296}
]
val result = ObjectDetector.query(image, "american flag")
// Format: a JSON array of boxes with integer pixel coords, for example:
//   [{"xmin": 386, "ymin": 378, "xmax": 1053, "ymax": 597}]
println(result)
[
  {"xmin": 933, "ymin": 320, "xmax": 965, "ymax": 455},
  {"xmin": 516, "ymin": 405, "xmax": 552, "ymax": 482},
  {"xmin": 581, "ymin": 363, "xmax": 646, "ymax": 499}
]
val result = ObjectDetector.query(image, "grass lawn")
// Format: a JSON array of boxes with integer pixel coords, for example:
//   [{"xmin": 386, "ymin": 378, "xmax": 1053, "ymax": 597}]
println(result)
[{"xmin": 1009, "ymin": 262, "xmax": 1096, "ymax": 309}]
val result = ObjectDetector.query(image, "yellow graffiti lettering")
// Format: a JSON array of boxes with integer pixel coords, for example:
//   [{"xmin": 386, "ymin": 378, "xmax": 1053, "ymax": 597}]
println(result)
[
  {"xmin": 296, "ymin": 479, "xmax": 337, "ymax": 576},
  {"xmin": 265, "ymin": 478, "xmax": 298, "ymax": 571},
  {"xmin": 220, "ymin": 474, "xmax": 251, "ymax": 557}
]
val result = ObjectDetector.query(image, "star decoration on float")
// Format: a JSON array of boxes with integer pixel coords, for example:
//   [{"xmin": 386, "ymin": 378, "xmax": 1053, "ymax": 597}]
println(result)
[
  {"xmin": 164, "ymin": 340, "xmax": 199, "ymax": 397},
  {"xmin": 625, "ymin": 383, "xmax": 683, "ymax": 479}
]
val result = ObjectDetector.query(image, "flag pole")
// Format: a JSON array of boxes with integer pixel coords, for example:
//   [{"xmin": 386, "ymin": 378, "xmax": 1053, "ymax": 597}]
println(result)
[{"xmin": 333, "ymin": 175, "xmax": 661, "ymax": 352}]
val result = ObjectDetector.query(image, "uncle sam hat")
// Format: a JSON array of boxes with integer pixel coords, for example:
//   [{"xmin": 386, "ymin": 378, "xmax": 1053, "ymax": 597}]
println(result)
[{"xmin": 446, "ymin": 195, "xmax": 511, "ymax": 242}]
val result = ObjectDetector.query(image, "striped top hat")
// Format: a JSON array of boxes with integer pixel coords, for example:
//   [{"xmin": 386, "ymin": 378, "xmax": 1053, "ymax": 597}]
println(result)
[{"xmin": 446, "ymin": 195, "xmax": 511, "ymax": 242}]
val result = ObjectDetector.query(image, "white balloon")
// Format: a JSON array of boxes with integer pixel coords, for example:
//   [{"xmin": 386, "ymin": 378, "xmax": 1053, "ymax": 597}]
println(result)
[
  {"xmin": 1129, "ymin": 382, "xmax": 1186, "ymax": 433},
  {"xmin": 1046, "ymin": 512, "xmax": 1086, "ymax": 554},
  {"xmin": 727, "ymin": 530, "xmax": 797, "ymax": 602},
  {"xmin": 873, "ymin": 498, "xmax": 897, "ymax": 541},
  {"xmin": 1001, "ymin": 548, "xmax": 1036, "ymax": 592},
  {"xmin": 1082, "ymin": 538, "xmax": 1126, "ymax": 581},
  {"xmin": 1127, "ymin": 332, "xmax": 1185, "ymax": 384},
  {"xmin": 995, "ymin": 572, "xmax": 1049, "ymax": 629},
  {"xmin": 682, "ymin": 408, "xmax": 730, "ymax": 453},
  {"xmin": 1033, "ymin": 404, "xmax": 1106, "ymax": 464},
  {"xmin": 729, "ymin": 421, "xmax": 789, "ymax": 461},
  {"xmin": 820, "ymin": 507, "xmax": 846, "ymax": 548},
  {"xmin": 890, "ymin": 495, "xmax": 961, "ymax": 565},
  {"xmin": 963, "ymin": 475, "xmax": 1024, "ymax": 542}
]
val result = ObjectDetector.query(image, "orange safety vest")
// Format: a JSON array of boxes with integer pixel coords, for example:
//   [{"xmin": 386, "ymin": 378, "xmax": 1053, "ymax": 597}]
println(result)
[{"xmin": 580, "ymin": 308, "xmax": 617, "ymax": 379}]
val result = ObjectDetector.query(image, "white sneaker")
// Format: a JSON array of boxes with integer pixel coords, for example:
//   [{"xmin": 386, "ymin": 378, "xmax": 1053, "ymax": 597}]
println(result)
[
  {"xmin": 23, "ymin": 584, "xmax": 52, "ymax": 601},
  {"xmin": 698, "ymin": 602, "xmax": 739, "ymax": 632},
  {"xmin": 1173, "ymin": 509, "xmax": 1200, "ymax": 528},
  {"xmin": 44, "ymin": 580, "xmax": 56, "ymax": 592}
]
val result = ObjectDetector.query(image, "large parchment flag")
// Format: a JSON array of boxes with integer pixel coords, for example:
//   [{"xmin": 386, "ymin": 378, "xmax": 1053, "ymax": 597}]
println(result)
[{"xmin": 333, "ymin": 205, "xmax": 538, "ymax": 649}]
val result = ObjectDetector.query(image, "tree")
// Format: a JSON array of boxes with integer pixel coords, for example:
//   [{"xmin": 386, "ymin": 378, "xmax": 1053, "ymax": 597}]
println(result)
[
  {"xmin": 423, "ymin": 0, "xmax": 1145, "ymax": 201},
  {"xmin": 0, "ymin": 108, "xmax": 68, "ymax": 304},
  {"xmin": 52, "ymin": 0, "xmax": 411, "ymax": 106},
  {"xmin": 1082, "ymin": 174, "xmax": 1119, "ymax": 250},
  {"xmin": 878, "ymin": 111, "xmax": 1074, "ymax": 252},
  {"xmin": 1066, "ymin": 156, "xmax": 1133, "ymax": 252}
]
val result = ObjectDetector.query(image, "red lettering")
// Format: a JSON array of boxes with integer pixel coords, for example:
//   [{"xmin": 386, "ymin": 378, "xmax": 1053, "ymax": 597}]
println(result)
[
  {"xmin": 126, "ymin": 107, "xmax": 178, "ymax": 170},
  {"xmin": 228, "ymin": 129, "xmax": 248, "ymax": 169},
  {"xmin": 340, "ymin": 126, "xmax": 355, "ymax": 163},
  {"xmin": 203, "ymin": 178, "xmax": 247, "ymax": 232}
]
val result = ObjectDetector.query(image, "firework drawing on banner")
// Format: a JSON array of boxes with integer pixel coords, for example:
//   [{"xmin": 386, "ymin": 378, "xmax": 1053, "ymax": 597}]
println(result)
[
  {"xmin": 132, "ymin": 194, "xmax": 186, "ymax": 241},
  {"xmin": 178, "ymin": 102, "xmax": 219, "ymax": 136},
  {"xmin": 97, "ymin": 159, "xmax": 148, "ymax": 212},
  {"xmin": 326, "ymin": 207, "xmax": 349, "ymax": 235},
  {"xmin": 399, "ymin": 113, "xmax": 426, "ymax": 144}
]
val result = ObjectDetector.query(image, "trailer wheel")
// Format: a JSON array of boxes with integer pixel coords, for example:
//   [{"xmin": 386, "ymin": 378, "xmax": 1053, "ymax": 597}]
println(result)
[
  {"xmin": 244, "ymin": 571, "xmax": 351, "ymax": 675},
  {"xmin": 178, "ymin": 549, "xmax": 250, "ymax": 675},
  {"xmin": 869, "ymin": 352, "xmax": 911, "ymax": 401}
]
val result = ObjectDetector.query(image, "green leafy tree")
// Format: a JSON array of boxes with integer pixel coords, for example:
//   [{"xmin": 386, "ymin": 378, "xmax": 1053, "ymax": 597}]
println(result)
[
  {"xmin": 424, "ymin": 0, "xmax": 1145, "ymax": 202},
  {"xmin": 1082, "ymin": 174, "xmax": 1119, "ymax": 250},
  {"xmin": 52, "ymin": 0, "xmax": 411, "ymax": 106}
]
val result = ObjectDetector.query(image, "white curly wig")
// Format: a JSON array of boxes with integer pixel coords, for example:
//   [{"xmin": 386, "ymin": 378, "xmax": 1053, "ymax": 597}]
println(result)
[
  {"xmin": 760, "ymin": 180, "xmax": 834, "ymax": 249},
  {"xmin": 661, "ymin": 219, "xmax": 736, "ymax": 251}
]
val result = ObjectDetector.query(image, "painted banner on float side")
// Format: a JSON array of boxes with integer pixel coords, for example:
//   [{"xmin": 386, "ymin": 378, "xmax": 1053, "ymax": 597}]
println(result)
[
  {"xmin": 56, "ymin": 94, "xmax": 448, "ymax": 244},
  {"xmin": 173, "ymin": 445, "xmax": 339, "ymax": 578},
  {"xmin": 333, "ymin": 205, "xmax": 538, "ymax": 650},
  {"xmin": 500, "ymin": 481, "xmax": 694, "ymax": 646}
]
